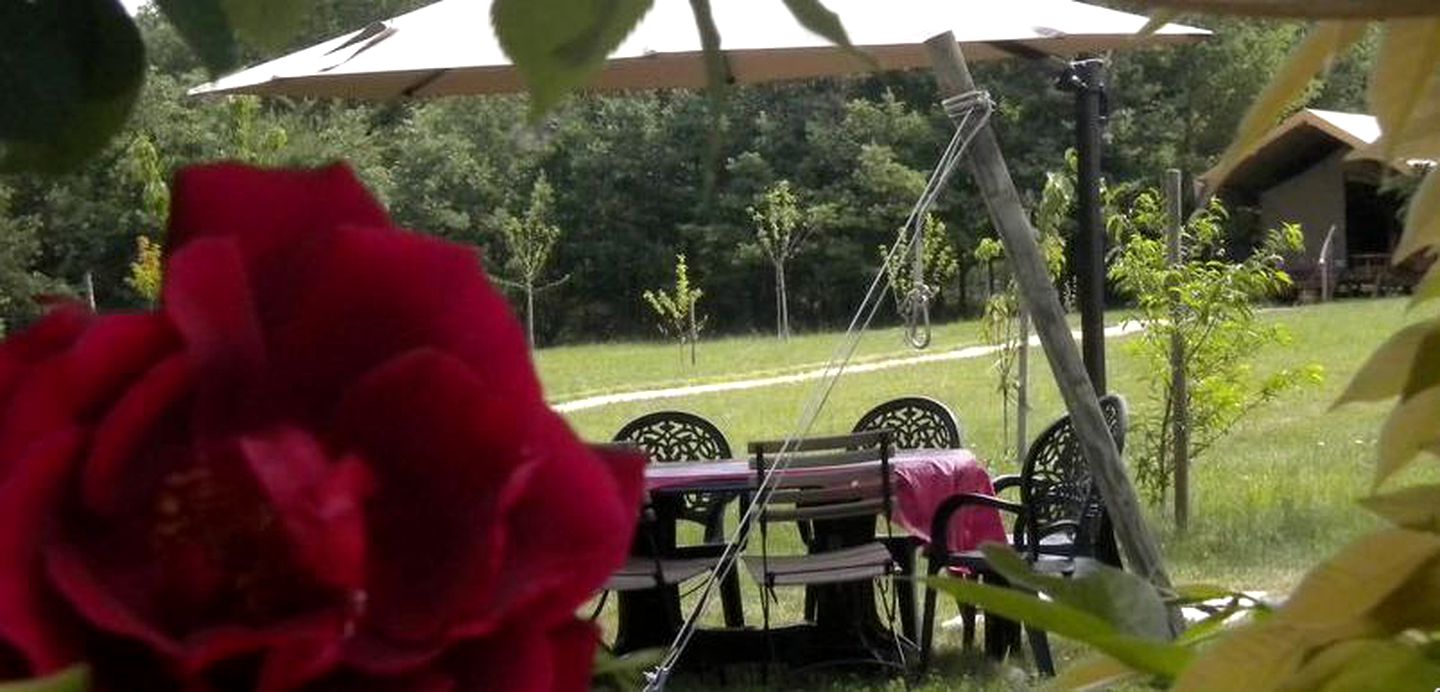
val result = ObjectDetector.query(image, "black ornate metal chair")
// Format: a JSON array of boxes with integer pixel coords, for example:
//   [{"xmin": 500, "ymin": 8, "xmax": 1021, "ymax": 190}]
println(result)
[
  {"xmin": 611, "ymin": 411, "xmax": 745, "ymax": 628},
  {"xmin": 852, "ymin": 396, "xmax": 964, "ymax": 450},
  {"xmin": 848, "ymin": 396, "xmax": 964, "ymax": 641},
  {"xmin": 918, "ymin": 394, "xmax": 1129, "ymax": 674}
]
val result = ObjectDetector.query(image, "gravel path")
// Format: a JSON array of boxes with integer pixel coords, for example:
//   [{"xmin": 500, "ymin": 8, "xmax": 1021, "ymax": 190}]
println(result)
[{"xmin": 551, "ymin": 321, "xmax": 1145, "ymax": 413}]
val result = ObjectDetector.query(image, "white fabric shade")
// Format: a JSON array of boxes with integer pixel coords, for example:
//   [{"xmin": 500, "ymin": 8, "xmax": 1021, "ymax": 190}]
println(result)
[{"xmin": 191, "ymin": 0, "xmax": 1208, "ymax": 98}]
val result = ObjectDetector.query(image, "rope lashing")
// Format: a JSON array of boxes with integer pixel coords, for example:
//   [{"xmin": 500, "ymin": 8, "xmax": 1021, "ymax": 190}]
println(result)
[
  {"xmin": 643, "ymin": 90, "xmax": 993, "ymax": 691},
  {"xmin": 896, "ymin": 90, "xmax": 994, "ymax": 350}
]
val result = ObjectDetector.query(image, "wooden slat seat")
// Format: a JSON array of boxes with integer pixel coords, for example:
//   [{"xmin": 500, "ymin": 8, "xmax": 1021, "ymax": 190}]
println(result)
[
  {"xmin": 605, "ymin": 556, "xmax": 717, "ymax": 592},
  {"xmin": 745, "ymin": 541, "xmax": 894, "ymax": 587}
]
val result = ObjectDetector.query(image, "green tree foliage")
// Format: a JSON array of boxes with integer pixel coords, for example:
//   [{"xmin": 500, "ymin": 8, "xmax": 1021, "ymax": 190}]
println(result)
[
  {"xmin": 495, "ymin": 173, "xmax": 566, "ymax": 349},
  {"xmin": 1108, "ymin": 192, "xmax": 1323, "ymax": 506},
  {"xmin": 642, "ymin": 254, "xmax": 707, "ymax": 366},
  {"xmin": 0, "ymin": 4, "xmax": 1379, "ymax": 343},
  {"xmin": 749, "ymin": 179, "xmax": 817, "ymax": 340},
  {"xmin": 125, "ymin": 236, "xmax": 163, "ymax": 306}
]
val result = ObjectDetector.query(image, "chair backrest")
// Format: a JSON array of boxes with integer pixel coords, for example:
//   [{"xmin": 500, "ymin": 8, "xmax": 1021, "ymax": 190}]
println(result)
[
  {"xmin": 748, "ymin": 430, "xmax": 894, "ymax": 525},
  {"xmin": 852, "ymin": 396, "xmax": 963, "ymax": 450},
  {"xmin": 613, "ymin": 411, "xmax": 733, "ymax": 531},
  {"xmin": 1018, "ymin": 394, "xmax": 1128, "ymax": 558}
]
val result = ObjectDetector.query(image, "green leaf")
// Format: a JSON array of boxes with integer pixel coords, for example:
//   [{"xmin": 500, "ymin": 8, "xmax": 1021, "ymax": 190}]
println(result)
[
  {"xmin": 1334, "ymin": 317, "xmax": 1440, "ymax": 404},
  {"xmin": 780, "ymin": 0, "xmax": 876, "ymax": 69},
  {"xmin": 1362, "ymin": 484, "xmax": 1440, "ymax": 531},
  {"xmin": 155, "ymin": 0, "xmax": 239, "ymax": 75},
  {"xmin": 1204, "ymin": 20, "xmax": 1366, "ymax": 194},
  {"xmin": 1396, "ymin": 169, "xmax": 1440, "ymax": 262},
  {"xmin": 1369, "ymin": 19, "xmax": 1440, "ymax": 160},
  {"xmin": 1291, "ymin": 639, "xmax": 1440, "ymax": 692},
  {"xmin": 218, "ymin": 0, "xmax": 312, "ymax": 52},
  {"xmin": 493, "ymin": 0, "xmax": 656, "ymax": 117},
  {"xmin": 1377, "ymin": 385, "xmax": 1440, "ymax": 487},
  {"xmin": 0, "ymin": 665, "xmax": 88, "ymax": 692},
  {"xmin": 1051, "ymin": 653, "xmax": 1144, "ymax": 691},
  {"xmin": 979, "ymin": 545, "xmax": 1173, "ymax": 641},
  {"xmin": 927, "ymin": 577, "xmax": 1192, "ymax": 678},
  {"xmin": 0, "ymin": 0, "xmax": 145, "ymax": 174},
  {"xmin": 1137, "ymin": 10, "xmax": 1181, "ymax": 37}
]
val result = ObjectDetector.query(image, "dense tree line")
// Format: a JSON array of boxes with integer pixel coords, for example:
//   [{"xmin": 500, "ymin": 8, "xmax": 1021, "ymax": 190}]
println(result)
[{"xmin": 0, "ymin": 2, "xmax": 1374, "ymax": 344}]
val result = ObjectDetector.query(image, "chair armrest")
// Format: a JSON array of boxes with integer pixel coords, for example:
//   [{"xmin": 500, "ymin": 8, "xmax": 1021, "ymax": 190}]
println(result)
[
  {"xmin": 1027, "ymin": 520, "xmax": 1080, "ymax": 557},
  {"xmin": 929, "ymin": 492, "xmax": 1024, "ymax": 559},
  {"xmin": 991, "ymin": 475, "xmax": 1022, "ymax": 494}
]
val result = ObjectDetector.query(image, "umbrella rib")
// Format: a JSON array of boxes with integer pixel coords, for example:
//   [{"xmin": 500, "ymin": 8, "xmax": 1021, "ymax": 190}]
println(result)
[
  {"xmin": 401, "ymin": 70, "xmax": 449, "ymax": 98},
  {"xmin": 985, "ymin": 40, "xmax": 1069, "ymax": 71}
]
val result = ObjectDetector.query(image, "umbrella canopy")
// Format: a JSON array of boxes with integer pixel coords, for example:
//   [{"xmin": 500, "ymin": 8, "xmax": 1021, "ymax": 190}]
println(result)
[{"xmin": 191, "ymin": 0, "xmax": 1207, "ymax": 98}]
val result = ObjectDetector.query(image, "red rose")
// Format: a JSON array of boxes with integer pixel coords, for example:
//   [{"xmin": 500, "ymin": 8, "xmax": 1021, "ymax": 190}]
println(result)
[{"xmin": 0, "ymin": 163, "xmax": 644, "ymax": 690}]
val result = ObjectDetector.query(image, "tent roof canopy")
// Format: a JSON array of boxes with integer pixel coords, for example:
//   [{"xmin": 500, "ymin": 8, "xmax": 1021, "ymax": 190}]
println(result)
[
  {"xmin": 1201, "ymin": 109, "xmax": 1428, "ymax": 193},
  {"xmin": 192, "ymin": 0, "xmax": 1208, "ymax": 99}
]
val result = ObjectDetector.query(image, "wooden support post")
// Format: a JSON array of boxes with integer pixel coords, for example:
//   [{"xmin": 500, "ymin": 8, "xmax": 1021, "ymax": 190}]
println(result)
[
  {"xmin": 1166, "ymin": 170, "xmax": 1191, "ymax": 533},
  {"xmin": 83, "ymin": 271, "xmax": 96, "ymax": 310},
  {"xmin": 925, "ymin": 34, "xmax": 1178, "ymax": 617}
]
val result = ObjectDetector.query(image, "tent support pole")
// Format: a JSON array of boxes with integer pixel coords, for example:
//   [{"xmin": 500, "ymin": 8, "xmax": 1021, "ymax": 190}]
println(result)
[{"xmin": 924, "ymin": 33, "xmax": 1179, "ymax": 630}]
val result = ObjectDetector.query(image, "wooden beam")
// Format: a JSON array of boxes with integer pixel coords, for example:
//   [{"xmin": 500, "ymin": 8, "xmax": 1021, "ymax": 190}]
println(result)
[{"xmin": 924, "ymin": 33, "xmax": 1179, "ymax": 622}]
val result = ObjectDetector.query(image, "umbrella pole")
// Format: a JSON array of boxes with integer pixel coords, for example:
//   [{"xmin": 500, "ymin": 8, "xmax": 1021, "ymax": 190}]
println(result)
[
  {"xmin": 1065, "ymin": 57, "xmax": 1109, "ymax": 392},
  {"xmin": 924, "ymin": 33, "xmax": 1179, "ymax": 628}
]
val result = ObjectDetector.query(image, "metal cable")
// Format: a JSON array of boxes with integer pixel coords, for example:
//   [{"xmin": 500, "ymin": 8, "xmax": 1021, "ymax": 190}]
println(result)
[{"xmin": 645, "ymin": 90, "xmax": 993, "ymax": 691}]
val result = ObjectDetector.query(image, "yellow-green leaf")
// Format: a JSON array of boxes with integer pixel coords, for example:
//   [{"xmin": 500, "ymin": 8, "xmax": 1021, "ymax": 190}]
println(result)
[
  {"xmin": 1050, "ymin": 653, "xmax": 1141, "ymax": 691},
  {"xmin": 1395, "ymin": 169, "xmax": 1440, "ymax": 262},
  {"xmin": 1138, "ymin": 10, "xmax": 1181, "ymax": 37},
  {"xmin": 1368, "ymin": 19, "xmax": 1440, "ymax": 159},
  {"xmin": 1371, "ymin": 556, "xmax": 1440, "ymax": 632},
  {"xmin": 493, "ymin": 0, "xmax": 656, "ymax": 117},
  {"xmin": 1409, "ymin": 260, "xmax": 1440, "ymax": 306},
  {"xmin": 218, "ymin": 0, "xmax": 312, "ymax": 52},
  {"xmin": 1205, "ymin": 21, "xmax": 1367, "ymax": 194},
  {"xmin": 927, "ymin": 577, "xmax": 1192, "ymax": 678},
  {"xmin": 1377, "ymin": 384, "xmax": 1440, "ymax": 485},
  {"xmin": 1280, "ymin": 528, "xmax": 1440, "ymax": 628},
  {"xmin": 1136, "ymin": 1, "xmax": 1440, "ymax": 18},
  {"xmin": 1173, "ymin": 621, "xmax": 1311, "ymax": 692},
  {"xmin": 0, "ymin": 665, "xmax": 88, "ymax": 692},
  {"xmin": 1362, "ymin": 484, "xmax": 1440, "ymax": 531},
  {"xmin": 1312, "ymin": 639, "xmax": 1440, "ymax": 692},
  {"xmin": 1335, "ymin": 317, "xmax": 1440, "ymax": 404},
  {"xmin": 780, "ymin": 0, "xmax": 875, "ymax": 69}
]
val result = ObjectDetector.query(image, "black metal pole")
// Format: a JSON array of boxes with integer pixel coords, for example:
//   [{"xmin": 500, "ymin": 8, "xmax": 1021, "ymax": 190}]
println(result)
[{"xmin": 1063, "ymin": 57, "xmax": 1108, "ymax": 394}]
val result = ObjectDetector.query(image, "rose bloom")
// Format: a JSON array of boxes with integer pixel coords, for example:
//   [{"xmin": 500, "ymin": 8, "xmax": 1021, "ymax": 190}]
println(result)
[{"xmin": 0, "ymin": 164, "xmax": 644, "ymax": 690}]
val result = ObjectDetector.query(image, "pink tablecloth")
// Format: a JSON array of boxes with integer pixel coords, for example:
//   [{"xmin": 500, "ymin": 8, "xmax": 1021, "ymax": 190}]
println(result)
[{"xmin": 644, "ymin": 449, "xmax": 1008, "ymax": 555}]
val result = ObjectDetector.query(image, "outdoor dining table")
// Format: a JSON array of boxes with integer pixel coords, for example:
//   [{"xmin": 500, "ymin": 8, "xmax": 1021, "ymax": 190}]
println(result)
[{"xmin": 614, "ymin": 447, "xmax": 1008, "ymax": 664}]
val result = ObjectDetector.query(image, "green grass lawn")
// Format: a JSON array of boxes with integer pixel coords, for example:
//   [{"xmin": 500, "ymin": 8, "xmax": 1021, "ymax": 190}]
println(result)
[
  {"xmin": 534, "ymin": 312, "xmax": 1115, "ymax": 404},
  {"xmin": 556, "ymin": 298, "xmax": 1420, "ymax": 689}
]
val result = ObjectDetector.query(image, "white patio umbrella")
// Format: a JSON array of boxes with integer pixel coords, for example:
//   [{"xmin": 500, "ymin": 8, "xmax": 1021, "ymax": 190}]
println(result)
[{"xmin": 191, "ymin": 0, "xmax": 1207, "ymax": 99}]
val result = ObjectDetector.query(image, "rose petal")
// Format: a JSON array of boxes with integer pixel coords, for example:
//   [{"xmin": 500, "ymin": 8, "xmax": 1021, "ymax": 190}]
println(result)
[
  {"xmin": 43, "ymin": 544, "xmax": 182, "ymax": 661},
  {"xmin": 333, "ymin": 349, "xmax": 527, "ymax": 646},
  {"xmin": 268, "ymin": 226, "xmax": 539, "ymax": 422},
  {"xmin": 0, "ymin": 429, "xmax": 85, "ymax": 675},
  {"xmin": 480, "ymin": 412, "xmax": 643, "ymax": 633},
  {"xmin": 236, "ymin": 428, "xmax": 372, "ymax": 591},
  {"xmin": 444, "ymin": 629, "xmax": 553, "ymax": 692},
  {"xmin": 0, "ymin": 314, "xmax": 176, "ymax": 467},
  {"xmin": 81, "ymin": 354, "xmax": 192, "ymax": 516},
  {"xmin": 547, "ymin": 619, "xmax": 603, "ymax": 692},
  {"xmin": 163, "ymin": 238, "xmax": 267, "ymax": 431},
  {"xmin": 0, "ymin": 303, "xmax": 91, "ymax": 406},
  {"xmin": 166, "ymin": 163, "xmax": 390, "ymax": 262}
]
